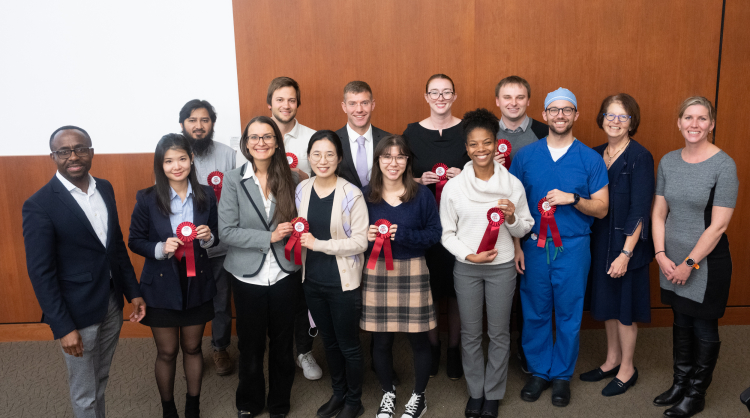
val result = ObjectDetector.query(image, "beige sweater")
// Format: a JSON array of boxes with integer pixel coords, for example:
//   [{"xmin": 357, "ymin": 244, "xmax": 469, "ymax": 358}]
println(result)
[{"xmin": 295, "ymin": 176, "xmax": 369, "ymax": 291}]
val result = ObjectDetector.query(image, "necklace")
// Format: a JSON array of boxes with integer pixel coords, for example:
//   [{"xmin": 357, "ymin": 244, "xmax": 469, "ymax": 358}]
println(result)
[{"xmin": 606, "ymin": 139, "xmax": 630, "ymax": 168}]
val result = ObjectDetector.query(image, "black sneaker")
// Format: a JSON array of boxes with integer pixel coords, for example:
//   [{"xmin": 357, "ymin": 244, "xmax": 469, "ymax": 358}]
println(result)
[
  {"xmin": 400, "ymin": 392, "xmax": 426, "ymax": 418},
  {"xmin": 376, "ymin": 390, "xmax": 396, "ymax": 418}
]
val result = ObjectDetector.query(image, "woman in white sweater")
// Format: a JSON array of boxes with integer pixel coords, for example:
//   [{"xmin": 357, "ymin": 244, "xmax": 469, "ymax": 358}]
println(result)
[{"xmin": 440, "ymin": 108, "xmax": 534, "ymax": 418}]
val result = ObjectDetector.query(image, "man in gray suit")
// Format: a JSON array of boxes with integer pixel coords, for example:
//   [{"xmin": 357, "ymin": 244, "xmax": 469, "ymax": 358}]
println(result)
[{"xmin": 335, "ymin": 81, "xmax": 390, "ymax": 189}]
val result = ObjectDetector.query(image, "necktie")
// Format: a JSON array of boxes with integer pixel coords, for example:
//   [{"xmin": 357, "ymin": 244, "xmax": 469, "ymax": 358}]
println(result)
[{"xmin": 356, "ymin": 136, "xmax": 369, "ymax": 187}]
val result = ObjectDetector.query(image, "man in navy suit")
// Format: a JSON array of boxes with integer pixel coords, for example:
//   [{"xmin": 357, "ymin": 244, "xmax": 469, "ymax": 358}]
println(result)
[
  {"xmin": 22, "ymin": 126, "xmax": 146, "ymax": 418},
  {"xmin": 335, "ymin": 80, "xmax": 391, "ymax": 189}
]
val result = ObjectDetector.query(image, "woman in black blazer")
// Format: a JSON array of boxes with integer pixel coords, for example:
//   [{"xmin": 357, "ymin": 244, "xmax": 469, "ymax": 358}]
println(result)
[{"xmin": 129, "ymin": 134, "xmax": 218, "ymax": 418}]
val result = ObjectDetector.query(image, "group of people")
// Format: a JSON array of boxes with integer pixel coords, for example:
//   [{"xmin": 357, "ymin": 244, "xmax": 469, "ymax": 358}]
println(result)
[{"xmin": 22, "ymin": 74, "xmax": 738, "ymax": 418}]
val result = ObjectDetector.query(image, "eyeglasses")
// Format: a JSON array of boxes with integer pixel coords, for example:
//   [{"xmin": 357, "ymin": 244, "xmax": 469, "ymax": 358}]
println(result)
[
  {"xmin": 427, "ymin": 90, "xmax": 454, "ymax": 100},
  {"xmin": 309, "ymin": 152, "xmax": 338, "ymax": 163},
  {"xmin": 379, "ymin": 155, "xmax": 408, "ymax": 164},
  {"xmin": 247, "ymin": 134, "xmax": 276, "ymax": 144},
  {"xmin": 603, "ymin": 113, "xmax": 632, "ymax": 122},
  {"xmin": 51, "ymin": 146, "xmax": 93, "ymax": 159},
  {"xmin": 546, "ymin": 107, "xmax": 576, "ymax": 116}
]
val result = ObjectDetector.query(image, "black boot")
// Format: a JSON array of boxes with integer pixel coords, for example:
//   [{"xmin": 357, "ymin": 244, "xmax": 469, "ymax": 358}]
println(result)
[
  {"xmin": 664, "ymin": 339, "xmax": 721, "ymax": 418},
  {"xmin": 447, "ymin": 345, "xmax": 463, "ymax": 380},
  {"xmin": 429, "ymin": 342, "xmax": 440, "ymax": 377},
  {"xmin": 162, "ymin": 399, "xmax": 179, "ymax": 418},
  {"xmin": 185, "ymin": 393, "xmax": 200, "ymax": 418},
  {"xmin": 654, "ymin": 324, "xmax": 693, "ymax": 406}
]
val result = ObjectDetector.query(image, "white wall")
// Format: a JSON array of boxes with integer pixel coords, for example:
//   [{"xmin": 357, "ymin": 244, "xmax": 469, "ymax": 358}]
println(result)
[{"xmin": 0, "ymin": 1, "xmax": 241, "ymax": 156}]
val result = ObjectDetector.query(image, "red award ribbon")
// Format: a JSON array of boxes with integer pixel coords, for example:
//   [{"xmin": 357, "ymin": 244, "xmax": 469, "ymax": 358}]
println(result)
[
  {"xmin": 432, "ymin": 163, "xmax": 448, "ymax": 206},
  {"xmin": 367, "ymin": 219, "xmax": 394, "ymax": 270},
  {"xmin": 208, "ymin": 171, "xmax": 223, "ymax": 201},
  {"xmin": 174, "ymin": 222, "xmax": 198, "ymax": 277},
  {"xmin": 537, "ymin": 197, "xmax": 563, "ymax": 248},
  {"xmin": 285, "ymin": 217, "xmax": 309, "ymax": 265},
  {"xmin": 497, "ymin": 139, "xmax": 512, "ymax": 169},
  {"xmin": 477, "ymin": 207, "xmax": 505, "ymax": 253},
  {"xmin": 286, "ymin": 153, "xmax": 298, "ymax": 168}
]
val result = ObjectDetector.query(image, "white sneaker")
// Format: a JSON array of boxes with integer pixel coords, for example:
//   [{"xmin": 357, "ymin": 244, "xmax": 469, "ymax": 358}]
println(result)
[
  {"xmin": 377, "ymin": 390, "xmax": 396, "ymax": 418},
  {"xmin": 400, "ymin": 392, "xmax": 426, "ymax": 418},
  {"xmin": 296, "ymin": 351, "xmax": 323, "ymax": 380}
]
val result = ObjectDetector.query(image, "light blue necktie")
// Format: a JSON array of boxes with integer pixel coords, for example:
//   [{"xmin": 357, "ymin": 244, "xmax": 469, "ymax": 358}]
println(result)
[{"xmin": 356, "ymin": 136, "xmax": 368, "ymax": 187}]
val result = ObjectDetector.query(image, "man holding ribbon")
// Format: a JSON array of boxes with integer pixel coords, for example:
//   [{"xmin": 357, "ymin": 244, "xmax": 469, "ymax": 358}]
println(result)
[
  {"xmin": 179, "ymin": 99, "xmax": 238, "ymax": 377},
  {"xmin": 509, "ymin": 88, "xmax": 609, "ymax": 407}
]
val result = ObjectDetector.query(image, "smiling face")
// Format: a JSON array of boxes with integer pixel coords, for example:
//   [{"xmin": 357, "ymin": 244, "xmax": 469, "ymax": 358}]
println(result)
[
  {"xmin": 342, "ymin": 91, "xmax": 375, "ymax": 133},
  {"xmin": 543, "ymin": 99, "xmax": 579, "ymax": 136},
  {"xmin": 162, "ymin": 148, "xmax": 192, "ymax": 185},
  {"xmin": 465, "ymin": 127, "xmax": 497, "ymax": 169},
  {"xmin": 245, "ymin": 121, "xmax": 278, "ymax": 162},
  {"xmin": 425, "ymin": 78, "xmax": 456, "ymax": 116},
  {"xmin": 496, "ymin": 83, "xmax": 530, "ymax": 123},
  {"xmin": 603, "ymin": 102, "xmax": 631, "ymax": 142},
  {"xmin": 50, "ymin": 129, "xmax": 94, "ymax": 184},
  {"xmin": 678, "ymin": 104, "xmax": 715, "ymax": 144},
  {"xmin": 268, "ymin": 86, "xmax": 299, "ymax": 124},
  {"xmin": 181, "ymin": 108, "xmax": 214, "ymax": 141},
  {"xmin": 309, "ymin": 138, "xmax": 340, "ymax": 179},
  {"xmin": 379, "ymin": 145, "xmax": 407, "ymax": 182}
]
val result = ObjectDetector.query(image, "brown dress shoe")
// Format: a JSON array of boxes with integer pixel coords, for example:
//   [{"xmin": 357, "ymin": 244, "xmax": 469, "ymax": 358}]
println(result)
[{"xmin": 214, "ymin": 349, "xmax": 235, "ymax": 376}]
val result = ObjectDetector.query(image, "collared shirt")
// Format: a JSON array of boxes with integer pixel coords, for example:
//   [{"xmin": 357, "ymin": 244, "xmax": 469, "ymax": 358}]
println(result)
[
  {"xmin": 233, "ymin": 162, "xmax": 290, "ymax": 286},
  {"xmin": 155, "ymin": 182, "xmax": 214, "ymax": 259},
  {"xmin": 346, "ymin": 123, "xmax": 374, "ymax": 182},
  {"xmin": 56, "ymin": 172, "xmax": 108, "ymax": 247},
  {"xmin": 284, "ymin": 119, "xmax": 316, "ymax": 176},
  {"xmin": 499, "ymin": 115, "xmax": 530, "ymax": 134}
]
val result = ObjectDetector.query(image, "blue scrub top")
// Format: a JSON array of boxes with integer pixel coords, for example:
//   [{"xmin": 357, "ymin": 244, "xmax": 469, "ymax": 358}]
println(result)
[{"xmin": 510, "ymin": 139, "xmax": 608, "ymax": 238}]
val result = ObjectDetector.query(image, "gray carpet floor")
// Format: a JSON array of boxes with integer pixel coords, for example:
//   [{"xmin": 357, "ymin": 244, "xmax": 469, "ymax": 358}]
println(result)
[{"xmin": 2, "ymin": 326, "xmax": 750, "ymax": 417}]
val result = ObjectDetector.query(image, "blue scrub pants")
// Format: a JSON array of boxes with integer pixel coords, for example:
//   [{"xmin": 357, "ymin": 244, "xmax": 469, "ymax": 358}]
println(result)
[{"xmin": 520, "ymin": 235, "xmax": 590, "ymax": 381}]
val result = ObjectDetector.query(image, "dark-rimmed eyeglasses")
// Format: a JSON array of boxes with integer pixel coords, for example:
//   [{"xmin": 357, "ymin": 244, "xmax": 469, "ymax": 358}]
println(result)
[
  {"xmin": 247, "ymin": 134, "xmax": 276, "ymax": 144},
  {"xmin": 603, "ymin": 113, "xmax": 632, "ymax": 122},
  {"xmin": 51, "ymin": 147, "xmax": 93, "ymax": 159},
  {"xmin": 427, "ymin": 90, "xmax": 454, "ymax": 100},
  {"xmin": 546, "ymin": 107, "xmax": 576, "ymax": 116}
]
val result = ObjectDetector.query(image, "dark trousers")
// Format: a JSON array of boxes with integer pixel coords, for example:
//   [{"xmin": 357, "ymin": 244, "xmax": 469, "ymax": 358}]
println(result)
[
  {"xmin": 295, "ymin": 290, "xmax": 315, "ymax": 354},
  {"xmin": 303, "ymin": 279, "xmax": 363, "ymax": 407},
  {"xmin": 210, "ymin": 255, "xmax": 233, "ymax": 351},
  {"xmin": 233, "ymin": 271, "xmax": 301, "ymax": 415}
]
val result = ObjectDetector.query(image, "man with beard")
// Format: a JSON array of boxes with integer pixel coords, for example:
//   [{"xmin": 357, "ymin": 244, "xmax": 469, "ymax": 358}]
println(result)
[
  {"xmin": 179, "ymin": 99, "xmax": 237, "ymax": 376},
  {"xmin": 509, "ymin": 88, "xmax": 609, "ymax": 407}
]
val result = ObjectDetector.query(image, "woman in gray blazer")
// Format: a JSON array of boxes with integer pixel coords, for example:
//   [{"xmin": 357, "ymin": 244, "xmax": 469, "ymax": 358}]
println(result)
[{"xmin": 218, "ymin": 116, "xmax": 300, "ymax": 418}]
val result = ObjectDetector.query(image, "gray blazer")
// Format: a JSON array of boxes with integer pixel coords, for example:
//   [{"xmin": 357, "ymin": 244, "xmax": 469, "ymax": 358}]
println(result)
[{"xmin": 218, "ymin": 162, "xmax": 300, "ymax": 278}]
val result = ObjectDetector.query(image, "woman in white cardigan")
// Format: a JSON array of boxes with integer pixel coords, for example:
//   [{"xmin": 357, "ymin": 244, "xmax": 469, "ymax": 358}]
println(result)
[{"xmin": 440, "ymin": 109, "xmax": 534, "ymax": 418}]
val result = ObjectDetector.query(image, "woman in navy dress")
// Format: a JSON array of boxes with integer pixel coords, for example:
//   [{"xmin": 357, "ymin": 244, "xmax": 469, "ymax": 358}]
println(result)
[{"xmin": 580, "ymin": 94, "xmax": 654, "ymax": 396}]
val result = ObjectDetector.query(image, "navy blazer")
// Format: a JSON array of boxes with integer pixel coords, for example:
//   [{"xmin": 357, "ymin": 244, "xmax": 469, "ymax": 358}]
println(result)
[
  {"xmin": 592, "ymin": 139, "xmax": 655, "ymax": 270},
  {"xmin": 335, "ymin": 125, "xmax": 391, "ymax": 189},
  {"xmin": 128, "ymin": 185, "xmax": 218, "ymax": 310},
  {"xmin": 22, "ymin": 175, "xmax": 142, "ymax": 340}
]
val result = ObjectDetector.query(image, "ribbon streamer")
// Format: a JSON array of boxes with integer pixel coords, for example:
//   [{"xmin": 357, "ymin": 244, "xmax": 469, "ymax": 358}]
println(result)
[
  {"xmin": 208, "ymin": 171, "xmax": 223, "ymax": 201},
  {"xmin": 537, "ymin": 197, "xmax": 563, "ymax": 248},
  {"xmin": 174, "ymin": 222, "xmax": 198, "ymax": 277},
  {"xmin": 432, "ymin": 163, "xmax": 448, "ymax": 207},
  {"xmin": 477, "ymin": 207, "xmax": 505, "ymax": 253},
  {"xmin": 367, "ymin": 219, "xmax": 394, "ymax": 270},
  {"xmin": 285, "ymin": 217, "xmax": 309, "ymax": 265},
  {"xmin": 497, "ymin": 139, "xmax": 512, "ymax": 169},
  {"xmin": 286, "ymin": 153, "xmax": 298, "ymax": 168}
]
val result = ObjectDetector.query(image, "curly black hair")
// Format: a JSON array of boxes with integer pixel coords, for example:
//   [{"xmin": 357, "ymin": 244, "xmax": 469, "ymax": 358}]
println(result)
[{"xmin": 461, "ymin": 108, "xmax": 500, "ymax": 143}]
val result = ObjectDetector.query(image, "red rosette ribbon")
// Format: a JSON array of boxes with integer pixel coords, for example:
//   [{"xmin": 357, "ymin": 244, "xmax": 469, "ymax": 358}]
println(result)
[
  {"xmin": 174, "ymin": 222, "xmax": 198, "ymax": 277},
  {"xmin": 536, "ymin": 197, "xmax": 563, "ymax": 248},
  {"xmin": 367, "ymin": 219, "xmax": 394, "ymax": 271},
  {"xmin": 285, "ymin": 217, "xmax": 309, "ymax": 265},
  {"xmin": 207, "ymin": 171, "xmax": 224, "ymax": 201},
  {"xmin": 432, "ymin": 163, "xmax": 449, "ymax": 206},
  {"xmin": 477, "ymin": 207, "xmax": 505, "ymax": 253},
  {"xmin": 497, "ymin": 139, "xmax": 512, "ymax": 169},
  {"xmin": 286, "ymin": 152, "xmax": 298, "ymax": 169}
]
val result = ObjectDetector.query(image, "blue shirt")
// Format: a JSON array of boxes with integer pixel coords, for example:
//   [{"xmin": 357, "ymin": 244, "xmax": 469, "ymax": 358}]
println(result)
[
  {"xmin": 169, "ymin": 182, "xmax": 194, "ymax": 234},
  {"xmin": 509, "ymin": 139, "xmax": 608, "ymax": 238}
]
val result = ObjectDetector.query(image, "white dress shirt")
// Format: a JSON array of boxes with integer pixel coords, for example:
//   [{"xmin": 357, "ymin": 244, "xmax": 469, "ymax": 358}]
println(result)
[
  {"xmin": 56, "ymin": 172, "xmax": 108, "ymax": 247},
  {"xmin": 284, "ymin": 119, "xmax": 316, "ymax": 176},
  {"xmin": 346, "ymin": 123, "xmax": 374, "ymax": 182},
  {"xmin": 233, "ymin": 162, "xmax": 290, "ymax": 286}
]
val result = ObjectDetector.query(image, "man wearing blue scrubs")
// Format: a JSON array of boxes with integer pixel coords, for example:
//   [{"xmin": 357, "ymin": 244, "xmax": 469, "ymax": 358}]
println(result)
[{"xmin": 509, "ymin": 88, "xmax": 609, "ymax": 407}]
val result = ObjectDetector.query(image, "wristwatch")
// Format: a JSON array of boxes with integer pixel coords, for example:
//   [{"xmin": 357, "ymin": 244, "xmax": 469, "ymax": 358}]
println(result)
[
  {"xmin": 685, "ymin": 257, "xmax": 699, "ymax": 269},
  {"xmin": 572, "ymin": 193, "xmax": 580, "ymax": 205},
  {"xmin": 621, "ymin": 250, "xmax": 633, "ymax": 258}
]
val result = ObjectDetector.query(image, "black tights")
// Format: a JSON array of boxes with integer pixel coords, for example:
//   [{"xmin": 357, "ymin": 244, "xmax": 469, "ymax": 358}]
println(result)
[
  {"xmin": 673, "ymin": 309, "xmax": 720, "ymax": 341},
  {"xmin": 151, "ymin": 324, "xmax": 206, "ymax": 401},
  {"xmin": 373, "ymin": 331, "xmax": 431, "ymax": 393}
]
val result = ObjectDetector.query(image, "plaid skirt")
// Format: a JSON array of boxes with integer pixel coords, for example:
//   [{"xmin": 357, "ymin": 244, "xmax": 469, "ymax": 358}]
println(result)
[{"xmin": 360, "ymin": 256, "xmax": 437, "ymax": 333}]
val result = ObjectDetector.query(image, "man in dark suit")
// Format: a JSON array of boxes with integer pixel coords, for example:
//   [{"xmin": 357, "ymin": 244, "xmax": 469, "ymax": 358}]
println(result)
[
  {"xmin": 22, "ymin": 126, "xmax": 146, "ymax": 418},
  {"xmin": 335, "ymin": 80, "xmax": 390, "ymax": 189}
]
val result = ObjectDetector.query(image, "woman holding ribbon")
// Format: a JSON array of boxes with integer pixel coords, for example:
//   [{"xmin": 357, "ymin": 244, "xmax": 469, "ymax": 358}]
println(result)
[
  {"xmin": 361, "ymin": 135, "xmax": 442, "ymax": 418},
  {"xmin": 403, "ymin": 73, "xmax": 469, "ymax": 380},
  {"xmin": 652, "ymin": 96, "xmax": 737, "ymax": 418},
  {"xmin": 128, "ymin": 134, "xmax": 219, "ymax": 418},
  {"xmin": 440, "ymin": 108, "xmax": 534, "ymax": 418},
  {"xmin": 217, "ymin": 115, "xmax": 300, "ymax": 418},
  {"xmin": 295, "ymin": 130, "xmax": 369, "ymax": 418}
]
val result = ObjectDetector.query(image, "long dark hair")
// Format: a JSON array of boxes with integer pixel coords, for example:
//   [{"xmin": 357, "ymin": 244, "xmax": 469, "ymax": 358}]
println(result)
[
  {"xmin": 150, "ymin": 133, "xmax": 209, "ymax": 216},
  {"xmin": 239, "ymin": 116, "xmax": 297, "ymax": 224},
  {"xmin": 368, "ymin": 135, "xmax": 419, "ymax": 204},
  {"xmin": 306, "ymin": 130, "xmax": 345, "ymax": 176}
]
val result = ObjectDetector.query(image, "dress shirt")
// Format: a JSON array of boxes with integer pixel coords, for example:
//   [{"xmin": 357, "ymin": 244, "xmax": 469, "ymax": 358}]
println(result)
[
  {"xmin": 284, "ymin": 119, "xmax": 316, "ymax": 176},
  {"xmin": 155, "ymin": 182, "xmax": 214, "ymax": 259},
  {"xmin": 499, "ymin": 115, "xmax": 530, "ymax": 134},
  {"xmin": 55, "ymin": 172, "xmax": 109, "ymax": 247},
  {"xmin": 233, "ymin": 162, "xmax": 290, "ymax": 286},
  {"xmin": 346, "ymin": 123, "xmax": 374, "ymax": 183}
]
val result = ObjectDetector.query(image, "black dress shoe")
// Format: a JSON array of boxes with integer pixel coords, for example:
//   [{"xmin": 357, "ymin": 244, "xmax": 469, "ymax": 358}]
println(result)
[
  {"xmin": 269, "ymin": 414, "xmax": 286, "ymax": 418},
  {"xmin": 336, "ymin": 403, "xmax": 364, "ymax": 418},
  {"xmin": 464, "ymin": 396, "xmax": 484, "ymax": 418},
  {"xmin": 479, "ymin": 399, "xmax": 499, "ymax": 418},
  {"xmin": 579, "ymin": 365, "xmax": 620, "ymax": 382},
  {"xmin": 237, "ymin": 411, "xmax": 254, "ymax": 418},
  {"xmin": 602, "ymin": 368, "xmax": 638, "ymax": 397},
  {"xmin": 742, "ymin": 385, "xmax": 750, "ymax": 412},
  {"xmin": 551, "ymin": 379, "xmax": 571, "ymax": 407},
  {"xmin": 317, "ymin": 395, "xmax": 346, "ymax": 418},
  {"xmin": 520, "ymin": 376, "xmax": 551, "ymax": 402}
]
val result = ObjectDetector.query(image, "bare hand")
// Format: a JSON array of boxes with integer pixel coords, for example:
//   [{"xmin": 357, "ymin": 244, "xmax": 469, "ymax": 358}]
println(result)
[
  {"xmin": 195, "ymin": 225, "xmax": 211, "ymax": 241},
  {"xmin": 494, "ymin": 152, "xmax": 506, "ymax": 166},
  {"xmin": 60, "ymin": 330, "xmax": 84, "ymax": 357},
  {"xmin": 668, "ymin": 263, "xmax": 692, "ymax": 285},
  {"xmin": 420, "ymin": 171, "xmax": 440, "ymax": 185},
  {"xmin": 390, "ymin": 224, "xmax": 398, "ymax": 240},
  {"xmin": 129, "ymin": 297, "xmax": 146, "ymax": 322},
  {"xmin": 163, "ymin": 237, "xmax": 184, "ymax": 254},
  {"xmin": 546, "ymin": 189, "xmax": 575, "ymax": 206},
  {"xmin": 607, "ymin": 254, "xmax": 630, "ymax": 278},
  {"xmin": 271, "ymin": 222, "xmax": 293, "ymax": 243},
  {"xmin": 446, "ymin": 167, "xmax": 461, "ymax": 179},
  {"xmin": 514, "ymin": 243, "xmax": 525, "ymax": 274},
  {"xmin": 656, "ymin": 253, "xmax": 677, "ymax": 280},
  {"xmin": 466, "ymin": 249, "xmax": 498, "ymax": 264},
  {"xmin": 300, "ymin": 232, "xmax": 316, "ymax": 250},
  {"xmin": 497, "ymin": 199, "xmax": 516, "ymax": 224}
]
